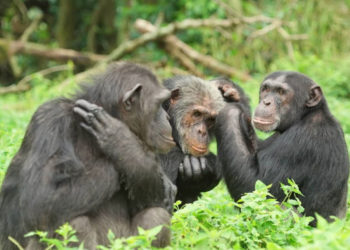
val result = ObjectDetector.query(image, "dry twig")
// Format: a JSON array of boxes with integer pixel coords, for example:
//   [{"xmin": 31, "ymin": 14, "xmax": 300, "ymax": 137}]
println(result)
[{"xmin": 0, "ymin": 39, "xmax": 106, "ymax": 65}]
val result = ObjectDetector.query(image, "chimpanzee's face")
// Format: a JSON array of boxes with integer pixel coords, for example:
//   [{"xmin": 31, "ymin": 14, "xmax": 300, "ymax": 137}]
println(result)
[
  {"xmin": 179, "ymin": 102, "xmax": 217, "ymax": 156},
  {"xmin": 145, "ymin": 88, "xmax": 176, "ymax": 154},
  {"xmin": 120, "ymin": 79, "xmax": 175, "ymax": 154},
  {"xmin": 253, "ymin": 72, "xmax": 323, "ymax": 133},
  {"xmin": 253, "ymin": 75, "xmax": 295, "ymax": 132}
]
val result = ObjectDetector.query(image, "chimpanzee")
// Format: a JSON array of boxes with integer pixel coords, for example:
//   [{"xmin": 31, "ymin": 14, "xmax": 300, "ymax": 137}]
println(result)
[
  {"xmin": 160, "ymin": 75, "xmax": 251, "ymax": 204},
  {"xmin": 215, "ymin": 71, "xmax": 349, "ymax": 225},
  {"xmin": 0, "ymin": 62, "xmax": 177, "ymax": 249}
]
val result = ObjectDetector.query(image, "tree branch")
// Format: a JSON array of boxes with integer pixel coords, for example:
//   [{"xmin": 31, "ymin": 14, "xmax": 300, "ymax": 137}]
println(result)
[
  {"xmin": 135, "ymin": 19, "xmax": 251, "ymax": 81},
  {"xmin": 0, "ymin": 39, "xmax": 106, "ymax": 65}
]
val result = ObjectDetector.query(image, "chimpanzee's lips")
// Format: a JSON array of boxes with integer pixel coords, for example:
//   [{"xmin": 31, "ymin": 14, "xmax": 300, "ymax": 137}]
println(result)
[
  {"xmin": 161, "ymin": 135, "xmax": 176, "ymax": 145},
  {"xmin": 191, "ymin": 145, "xmax": 207, "ymax": 153},
  {"xmin": 252, "ymin": 118, "xmax": 275, "ymax": 125}
]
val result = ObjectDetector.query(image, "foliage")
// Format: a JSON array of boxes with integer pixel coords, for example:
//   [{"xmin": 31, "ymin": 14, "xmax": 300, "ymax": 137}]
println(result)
[
  {"xmin": 270, "ymin": 53, "xmax": 350, "ymax": 98},
  {"xmin": 97, "ymin": 227, "xmax": 162, "ymax": 250},
  {"xmin": 23, "ymin": 180, "xmax": 350, "ymax": 249},
  {"xmin": 170, "ymin": 181, "xmax": 314, "ymax": 249},
  {"xmin": 25, "ymin": 223, "xmax": 84, "ymax": 250},
  {"xmin": 24, "ymin": 224, "xmax": 162, "ymax": 250}
]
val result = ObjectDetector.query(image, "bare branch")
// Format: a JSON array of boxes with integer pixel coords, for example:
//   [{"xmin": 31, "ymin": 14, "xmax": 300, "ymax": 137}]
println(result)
[
  {"xmin": 165, "ymin": 44, "xmax": 205, "ymax": 77},
  {"xmin": 0, "ymin": 39, "xmax": 106, "ymax": 65},
  {"xmin": 135, "ymin": 19, "xmax": 252, "ymax": 81},
  {"xmin": 20, "ymin": 12, "xmax": 43, "ymax": 42},
  {"xmin": 248, "ymin": 20, "xmax": 282, "ymax": 39}
]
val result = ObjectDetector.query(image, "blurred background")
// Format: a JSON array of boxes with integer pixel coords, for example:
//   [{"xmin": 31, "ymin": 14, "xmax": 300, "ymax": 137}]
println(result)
[{"xmin": 1, "ymin": 1, "xmax": 350, "ymax": 248}]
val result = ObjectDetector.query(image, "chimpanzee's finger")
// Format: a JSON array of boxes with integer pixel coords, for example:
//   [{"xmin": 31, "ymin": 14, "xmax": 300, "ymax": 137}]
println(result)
[
  {"xmin": 75, "ymin": 99, "xmax": 99, "ymax": 111},
  {"xmin": 92, "ymin": 108, "xmax": 110, "ymax": 127},
  {"xmin": 76, "ymin": 100, "xmax": 118, "ymax": 127},
  {"xmin": 73, "ymin": 106, "xmax": 90, "ymax": 122},
  {"xmin": 199, "ymin": 157, "xmax": 208, "ymax": 174},
  {"xmin": 73, "ymin": 107, "xmax": 103, "ymax": 132},
  {"xmin": 190, "ymin": 156, "xmax": 201, "ymax": 180},
  {"xmin": 183, "ymin": 155, "xmax": 193, "ymax": 180},
  {"xmin": 217, "ymin": 85, "xmax": 225, "ymax": 94},
  {"xmin": 223, "ymin": 89, "xmax": 232, "ymax": 97},
  {"xmin": 80, "ymin": 123, "xmax": 98, "ymax": 138}
]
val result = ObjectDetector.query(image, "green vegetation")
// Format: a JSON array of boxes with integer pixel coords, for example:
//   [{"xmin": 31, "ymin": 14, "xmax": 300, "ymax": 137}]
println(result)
[{"xmin": 1, "ymin": 0, "xmax": 350, "ymax": 249}]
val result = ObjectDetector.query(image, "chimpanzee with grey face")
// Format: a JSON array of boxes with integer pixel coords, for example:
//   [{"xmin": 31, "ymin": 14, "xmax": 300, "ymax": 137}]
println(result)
[
  {"xmin": 160, "ymin": 75, "xmax": 250, "ymax": 204},
  {"xmin": 215, "ymin": 71, "xmax": 349, "ymax": 225},
  {"xmin": 0, "ymin": 63, "xmax": 176, "ymax": 249}
]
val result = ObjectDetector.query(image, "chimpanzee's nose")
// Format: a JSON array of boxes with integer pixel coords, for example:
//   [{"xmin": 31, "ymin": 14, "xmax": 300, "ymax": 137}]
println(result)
[
  {"xmin": 263, "ymin": 99, "xmax": 271, "ymax": 106},
  {"xmin": 198, "ymin": 127, "xmax": 207, "ymax": 136}
]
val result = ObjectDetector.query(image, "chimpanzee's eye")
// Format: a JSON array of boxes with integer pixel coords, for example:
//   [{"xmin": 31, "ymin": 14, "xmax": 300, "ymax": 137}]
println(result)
[
  {"xmin": 277, "ymin": 88, "xmax": 285, "ymax": 95},
  {"xmin": 193, "ymin": 111, "xmax": 202, "ymax": 118},
  {"xmin": 262, "ymin": 85, "xmax": 270, "ymax": 92}
]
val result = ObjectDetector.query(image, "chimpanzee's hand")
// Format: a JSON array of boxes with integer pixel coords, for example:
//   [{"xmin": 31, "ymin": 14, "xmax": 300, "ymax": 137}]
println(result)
[
  {"xmin": 218, "ymin": 84, "xmax": 240, "ymax": 102},
  {"xmin": 73, "ymin": 99, "xmax": 130, "ymax": 154},
  {"xmin": 162, "ymin": 174, "xmax": 177, "ymax": 213},
  {"xmin": 179, "ymin": 155, "xmax": 213, "ymax": 182}
]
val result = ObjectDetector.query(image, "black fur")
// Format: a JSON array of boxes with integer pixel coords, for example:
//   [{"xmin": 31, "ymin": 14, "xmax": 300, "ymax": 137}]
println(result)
[
  {"xmin": 216, "ymin": 71, "xmax": 349, "ymax": 225},
  {"xmin": 0, "ymin": 62, "xmax": 175, "ymax": 249}
]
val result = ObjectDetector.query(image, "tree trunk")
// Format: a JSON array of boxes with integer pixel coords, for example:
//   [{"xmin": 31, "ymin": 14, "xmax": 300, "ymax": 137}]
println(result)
[
  {"xmin": 56, "ymin": 0, "xmax": 76, "ymax": 48},
  {"xmin": 87, "ymin": 0, "xmax": 116, "ymax": 53}
]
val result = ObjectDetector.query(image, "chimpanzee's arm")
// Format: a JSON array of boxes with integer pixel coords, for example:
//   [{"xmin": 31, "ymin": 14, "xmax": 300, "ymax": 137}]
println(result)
[
  {"xmin": 215, "ymin": 103, "xmax": 259, "ymax": 200},
  {"xmin": 159, "ymin": 147, "xmax": 183, "ymax": 183},
  {"xmin": 73, "ymin": 100, "xmax": 171, "ymax": 210},
  {"xmin": 12, "ymin": 103, "xmax": 120, "ymax": 228}
]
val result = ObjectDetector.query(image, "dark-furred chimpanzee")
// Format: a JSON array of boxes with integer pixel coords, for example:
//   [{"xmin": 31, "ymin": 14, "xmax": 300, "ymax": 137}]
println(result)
[
  {"xmin": 160, "ymin": 75, "xmax": 250, "ymax": 204},
  {"xmin": 215, "ymin": 71, "xmax": 349, "ymax": 225},
  {"xmin": 0, "ymin": 63, "xmax": 177, "ymax": 249}
]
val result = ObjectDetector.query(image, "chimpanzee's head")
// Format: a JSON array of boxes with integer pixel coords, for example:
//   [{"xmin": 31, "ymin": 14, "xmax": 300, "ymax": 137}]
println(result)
[
  {"xmin": 78, "ymin": 62, "xmax": 175, "ymax": 154},
  {"xmin": 163, "ymin": 76, "xmax": 225, "ymax": 156},
  {"xmin": 253, "ymin": 71, "xmax": 324, "ymax": 132}
]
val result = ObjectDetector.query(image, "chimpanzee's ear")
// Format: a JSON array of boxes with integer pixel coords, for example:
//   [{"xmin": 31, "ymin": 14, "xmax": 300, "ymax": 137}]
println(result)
[
  {"xmin": 123, "ymin": 84, "xmax": 143, "ymax": 111},
  {"xmin": 306, "ymin": 85, "xmax": 323, "ymax": 107},
  {"xmin": 170, "ymin": 88, "xmax": 180, "ymax": 105}
]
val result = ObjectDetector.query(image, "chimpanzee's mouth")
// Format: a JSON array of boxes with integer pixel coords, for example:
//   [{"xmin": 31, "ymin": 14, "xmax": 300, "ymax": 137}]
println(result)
[
  {"xmin": 252, "ymin": 118, "xmax": 275, "ymax": 125},
  {"xmin": 161, "ymin": 135, "xmax": 176, "ymax": 145},
  {"xmin": 190, "ymin": 144, "xmax": 207, "ymax": 153}
]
